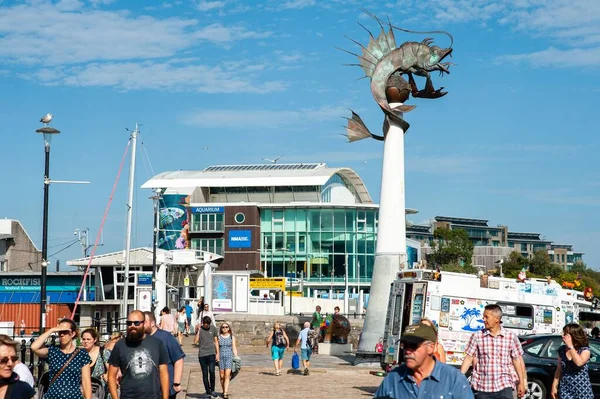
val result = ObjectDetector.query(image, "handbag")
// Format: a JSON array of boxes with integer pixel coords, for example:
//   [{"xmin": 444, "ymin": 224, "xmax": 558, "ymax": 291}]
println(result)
[{"xmin": 291, "ymin": 351, "xmax": 300, "ymax": 370}]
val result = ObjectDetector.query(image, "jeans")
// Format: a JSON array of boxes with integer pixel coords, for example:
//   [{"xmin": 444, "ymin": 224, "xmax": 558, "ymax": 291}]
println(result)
[
  {"xmin": 474, "ymin": 387, "xmax": 514, "ymax": 399},
  {"xmin": 199, "ymin": 354, "xmax": 216, "ymax": 394}
]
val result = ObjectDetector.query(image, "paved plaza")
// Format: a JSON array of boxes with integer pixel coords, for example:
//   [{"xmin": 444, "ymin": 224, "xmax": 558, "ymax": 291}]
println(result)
[{"xmin": 178, "ymin": 336, "xmax": 382, "ymax": 399}]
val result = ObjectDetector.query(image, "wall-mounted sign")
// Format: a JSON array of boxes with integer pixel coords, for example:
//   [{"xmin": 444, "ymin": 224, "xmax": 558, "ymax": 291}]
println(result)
[
  {"xmin": 228, "ymin": 230, "xmax": 252, "ymax": 248},
  {"xmin": 190, "ymin": 206, "xmax": 225, "ymax": 214},
  {"xmin": 250, "ymin": 278, "xmax": 286, "ymax": 291},
  {"xmin": 137, "ymin": 274, "xmax": 153, "ymax": 286}
]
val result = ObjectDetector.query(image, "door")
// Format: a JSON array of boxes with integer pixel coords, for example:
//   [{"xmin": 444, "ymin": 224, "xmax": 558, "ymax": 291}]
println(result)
[
  {"xmin": 383, "ymin": 282, "xmax": 406, "ymax": 366},
  {"xmin": 408, "ymin": 282, "xmax": 427, "ymax": 325}
]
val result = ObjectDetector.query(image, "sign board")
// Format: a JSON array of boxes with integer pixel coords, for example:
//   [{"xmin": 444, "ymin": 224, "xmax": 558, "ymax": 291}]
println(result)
[
  {"xmin": 190, "ymin": 206, "xmax": 225, "ymax": 214},
  {"xmin": 184, "ymin": 277, "xmax": 190, "ymax": 287},
  {"xmin": 137, "ymin": 274, "xmax": 152, "ymax": 286},
  {"xmin": 136, "ymin": 289, "xmax": 152, "ymax": 312},
  {"xmin": 228, "ymin": 230, "xmax": 252, "ymax": 248},
  {"xmin": 249, "ymin": 278, "xmax": 286, "ymax": 291},
  {"xmin": 289, "ymin": 291, "xmax": 302, "ymax": 297}
]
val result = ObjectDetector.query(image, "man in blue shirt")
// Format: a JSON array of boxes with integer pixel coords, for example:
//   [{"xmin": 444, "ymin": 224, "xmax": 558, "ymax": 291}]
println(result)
[
  {"xmin": 144, "ymin": 311, "xmax": 186, "ymax": 399},
  {"xmin": 375, "ymin": 323, "xmax": 473, "ymax": 399},
  {"xmin": 184, "ymin": 301, "xmax": 193, "ymax": 336}
]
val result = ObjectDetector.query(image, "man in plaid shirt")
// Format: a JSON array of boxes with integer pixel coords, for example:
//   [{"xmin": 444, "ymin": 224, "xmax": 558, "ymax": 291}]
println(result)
[{"xmin": 460, "ymin": 304, "xmax": 526, "ymax": 398}]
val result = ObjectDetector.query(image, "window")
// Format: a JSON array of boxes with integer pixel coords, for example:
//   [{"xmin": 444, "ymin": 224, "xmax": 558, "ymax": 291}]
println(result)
[
  {"xmin": 543, "ymin": 337, "xmax": 563, "ymax": 359},
  {"xmin": 357, "ymin": 211, "xmax": 366, "ymax": 232},
  {"xmin": 497, "ymin": 303, "xmax": 534, "ymax": 330},
  {"xmin": 234, "ymin": 212, "xmax": 245, "ymax": 224},
  {"xmin": 191, "ymin": 213, "xmax": 224, "ymax": 232},
  {"xmin": 191, "ymin": 238, "xmax": 224, "ymax": 256},
  {"xmin": 521, "ymin": 243, "xmax": 528, "ymax": 252},
  {"xmin": 0, "ymin": 261, "xmax": 6, "ymax": 272},
  {"xmin": 524, "ymin": 341, "xmax": 545, "ymax": 356}
]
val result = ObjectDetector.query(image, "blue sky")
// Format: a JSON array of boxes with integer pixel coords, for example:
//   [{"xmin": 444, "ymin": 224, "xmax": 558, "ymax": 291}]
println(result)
[{"xmin": 1, "ymin": 0, "xmax": 598, "ymax": 269}]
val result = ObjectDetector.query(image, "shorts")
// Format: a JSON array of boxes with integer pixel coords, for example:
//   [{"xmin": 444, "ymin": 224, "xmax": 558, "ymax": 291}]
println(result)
[
  {"xmin": 178, "ymin": 322, "xmax": 185, "ymax": 333},
  {"xmin": 187, "ymin": 317, "xmax": 192, "ymax": 326},
  {"xmin": 301, "ymin": 348, "xmax": 312, "ymax": 361},
  {"xmin": 271, "ymin": 346, "xmax": 285, "ymax": 360}
]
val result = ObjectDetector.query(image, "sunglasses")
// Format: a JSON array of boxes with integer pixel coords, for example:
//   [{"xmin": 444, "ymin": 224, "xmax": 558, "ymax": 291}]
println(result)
[
  {"xmin": 221, "ymin": 326, "xmax": 230, "ymax": 330},
  {"xmin": 126, "ymin": 321, "xmax": 144, "ymax": 326},
  {"xmin": 0, "ymin": 356, "xmax": 18, "ymax": 365},
  {"xmin": 58, "ymin": 330, "xmax": 72, "ymax": 335},
  {"xmin": 400, "ymin": 341, "xmax": 428, "ymax": 351}
]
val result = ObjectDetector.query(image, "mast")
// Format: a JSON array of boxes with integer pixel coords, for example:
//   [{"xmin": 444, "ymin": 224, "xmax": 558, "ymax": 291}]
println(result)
[{"xmin": 121, "ymin": 124, "xmax": 138, "ymax": 320}]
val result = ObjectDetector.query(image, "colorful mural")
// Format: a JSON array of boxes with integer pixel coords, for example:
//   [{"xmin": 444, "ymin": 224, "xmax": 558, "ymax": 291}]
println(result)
[{"xmin": 158, "ymin": 194, "xmax": 190, "ymax": 250}]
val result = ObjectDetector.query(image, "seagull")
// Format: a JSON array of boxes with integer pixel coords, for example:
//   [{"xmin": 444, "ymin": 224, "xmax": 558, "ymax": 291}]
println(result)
[
  {"xmin": 262, "ymin": 156, "xmax": 282, "ymax": 163},
  {"xmin": 40, "ymin": 113, "xmax": 53, "ymax": 124}
]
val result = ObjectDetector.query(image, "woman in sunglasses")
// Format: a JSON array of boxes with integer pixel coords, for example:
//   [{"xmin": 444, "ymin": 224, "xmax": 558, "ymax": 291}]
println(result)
[
  {"xmin": 31, "ymin": 318, "xmax": 92, "ymax": 399},
  {"xmin": 216, "ymin": 323, "xmax": 238, "ymax": 399},
  {"xmin": 0, "ymin": 335, "xmax": 35, "ymax": 398}
]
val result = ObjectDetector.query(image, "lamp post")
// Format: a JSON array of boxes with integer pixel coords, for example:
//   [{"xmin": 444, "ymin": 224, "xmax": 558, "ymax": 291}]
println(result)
[{"xmin": 36, "ymin": 116, "xmax": 60, "ymax": 334}]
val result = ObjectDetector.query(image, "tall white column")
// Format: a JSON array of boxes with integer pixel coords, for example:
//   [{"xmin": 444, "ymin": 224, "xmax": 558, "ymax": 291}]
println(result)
[
  {"xmin": 356, "ymin": 107, "xmax": 407, "ymax": 361},
  {"xmin": 155, "ymin": 262, "xmax": 167, "ymax": 320}
]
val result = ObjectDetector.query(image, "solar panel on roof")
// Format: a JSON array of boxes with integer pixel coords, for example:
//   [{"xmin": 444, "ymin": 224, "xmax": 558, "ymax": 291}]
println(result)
[{"xmin": 203, "ymin": 163, "xmax": 322, "ymax": 172}]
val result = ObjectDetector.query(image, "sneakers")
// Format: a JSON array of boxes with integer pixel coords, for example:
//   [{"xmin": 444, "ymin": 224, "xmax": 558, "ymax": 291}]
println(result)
[{"xmin": 303, "ymin": 368, "xmax": 310, "ymax": 376}]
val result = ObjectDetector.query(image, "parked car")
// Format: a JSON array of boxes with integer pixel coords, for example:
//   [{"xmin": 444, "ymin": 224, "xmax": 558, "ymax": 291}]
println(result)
[{"xmin": 519, "ymin": 334, "xmax": 600, "ymax": 399}]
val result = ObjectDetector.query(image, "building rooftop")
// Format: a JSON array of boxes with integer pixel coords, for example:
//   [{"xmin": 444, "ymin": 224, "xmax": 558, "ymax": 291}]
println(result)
[
  {"xmin": 407, "ymin": 225, "xmax": 432, "ymax": 233},
  {"xmin": 142, "ymin": 163, "xmax": 373, "ymax": 203},
  {"xmin": 434, "ymin": 216, "xmax": 489, "ymax": 227}
]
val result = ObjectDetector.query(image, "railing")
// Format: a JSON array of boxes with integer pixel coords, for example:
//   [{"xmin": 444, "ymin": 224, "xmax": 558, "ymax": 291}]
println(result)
[{"xmin": 298, "ymin": 312, "xmax": 366, "ymax": 320}]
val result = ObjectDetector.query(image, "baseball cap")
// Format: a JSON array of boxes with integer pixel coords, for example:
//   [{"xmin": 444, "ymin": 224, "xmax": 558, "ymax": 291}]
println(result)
[{"xmin": 400, "ymin": 323, "xmax": 437, "ymax": 344}]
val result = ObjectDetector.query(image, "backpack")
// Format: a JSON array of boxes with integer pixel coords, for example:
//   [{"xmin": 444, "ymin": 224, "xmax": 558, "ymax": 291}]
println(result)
[
  {"xmin": 273, "ymin": 330, "xmax": 286, "ymax": 347},
  {"xmin": 306, "ymin": 329, "xmax": 318, "ymax": 349}
]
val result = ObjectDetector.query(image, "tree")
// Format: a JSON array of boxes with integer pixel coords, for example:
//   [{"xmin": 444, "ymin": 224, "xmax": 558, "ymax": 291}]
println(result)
[
  {"xmin": 502, "ymin": 252, "xmax": 528, "ymax": 278},
  {"xmin": 427, "ymin": 227, "xmax": 475, "ymax": 269},
  {"xmin": 530, "ymin": 250, "xmax": 562, "ymax": 278}
]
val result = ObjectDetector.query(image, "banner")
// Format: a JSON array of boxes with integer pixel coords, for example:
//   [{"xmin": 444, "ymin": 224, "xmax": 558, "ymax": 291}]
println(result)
[{"xmin": 212, "ymin": 275, "xmax": 233, "ymax": 311}]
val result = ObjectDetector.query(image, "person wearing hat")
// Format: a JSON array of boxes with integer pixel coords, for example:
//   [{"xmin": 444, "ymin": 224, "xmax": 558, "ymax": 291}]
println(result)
[{"xmin": 374, "ymin": 323, "xmax": 473, "ymax": 398}]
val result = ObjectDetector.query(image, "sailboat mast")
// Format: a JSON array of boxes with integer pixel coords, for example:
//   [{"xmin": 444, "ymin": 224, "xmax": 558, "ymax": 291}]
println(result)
[{"xmin": 121, "ymin": 124, "xmax": 138, "ymax": 320}]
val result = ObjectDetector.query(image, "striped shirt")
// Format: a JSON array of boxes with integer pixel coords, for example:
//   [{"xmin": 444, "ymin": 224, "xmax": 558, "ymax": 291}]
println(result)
[{"xmin": 465, "ymin": 327, "xmax": 524, "ymax": 393}]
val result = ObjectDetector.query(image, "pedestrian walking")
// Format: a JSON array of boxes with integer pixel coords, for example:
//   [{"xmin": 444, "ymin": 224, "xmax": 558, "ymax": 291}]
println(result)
[
  {"xmin": 0, "ymin": 334, "xmax": 35, "ymax": 398},
  {"xmin": 196, "ymin": 297, "xmax": 205, "ymax": 320},
  {"xmin": 460, "ymin": 304, "xmax": 526, "ymax": 399},
  {"xmin": 196, "ymin": 304, "xmax": 216, "ymax": 331},
  {"xmin": 19, "ymin": 321, "xmax": 25, "ymax": 338},
  {"xmin": 0, "ymin": 334, "xmax": 34, "ymax": 389},
  {"xmin": 375, "ymin": 323, "xmax": 473, "ymax": 398},
  {"xmin": 419, "ymin": 318, "xmax": 447, "ymax": 363},
  {"xmin": 216, "ymin": 323, "xmax": 238, "ymax": 399},
  {"xmin": 266, "ymin": 322, "xmax": 289, "ymax": 376},
  {"xmin": 311, "ymin": 306, "xmax": 323, "ymax": 345},
  {"xmin": 104, "ymin": 332, "xmax": 123, "ymax": 352},
  {"xmin": 176, "ymin": 308, "xmax": 187, "ymax": 346},
  {"xmin": 143, "ymin": 311, "xmax": 185, "ymax": 399},
  {"xmin": 81, "ymin": 328, "xmax": 110, "ymax": 396},
  {"xmin": 194, "ymin": 316, "xmax": 218, "ymax": 397},
  {"xmin": 159, "ymin": 307, "xmax": 176, "ymax": 335},
  {"xmin": 107, "ymin": 310, "xmax": 170, "ymax": 399},
  {"xmin": 294, "ymin": 322, "xmax": 312, "ymax": 376},
  {"xmin": 551, "ymin": 323, "xmax": 593, "ymax": 399},
  {"xmin": 184, "ymin": 301, "xmax": 193, "ymax": 336},
  {"xmin": 31, "ymin": 318, "xmax": 92, "ymax": 399}
]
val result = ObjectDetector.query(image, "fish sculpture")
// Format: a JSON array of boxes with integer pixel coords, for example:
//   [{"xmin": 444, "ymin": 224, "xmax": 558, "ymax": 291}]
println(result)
[{"xmin": 342, "ymin": 9, "xmax": 454, "ymax": 139}]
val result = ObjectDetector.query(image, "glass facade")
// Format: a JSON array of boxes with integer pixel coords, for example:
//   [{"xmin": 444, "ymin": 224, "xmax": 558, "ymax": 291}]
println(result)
[
  {"xmin": 190, "ymin": 213, "xmax": 224, "ymax": 232},
  {"xmin": 260, "ymin": 207, "xmax": 377, "ymax": 282},
  {"xmin": 190, "ymin": 238, "xmax": 224, "ymax": 256}
]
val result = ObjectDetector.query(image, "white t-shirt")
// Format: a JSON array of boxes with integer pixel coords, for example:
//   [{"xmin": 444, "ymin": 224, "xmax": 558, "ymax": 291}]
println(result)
[{"xmin": 14, "ymin": 362, "xmax": 34, "ymax": 387}]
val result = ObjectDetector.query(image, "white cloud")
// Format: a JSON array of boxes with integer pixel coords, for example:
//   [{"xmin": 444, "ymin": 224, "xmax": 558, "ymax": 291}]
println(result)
[
  {"xmin": 276, "ymin": 0, "xmax": 316, "ymax": 10},
  {"xmin": 89, "ymin": 0, "xmax": 115, "ymax": 5},
  {"xmin": 181, "ymin": 106, "xmax": 347, "ymax": 128},
  {"xmin": 497, "ymin": 47, "xmax": 600, "ymax": 68},
  {"xmin": 19, "ymin": 61, "xmax": 287, "ymax": 93},
  {"xmin": 0, "ymin": 1, "xmax": 277, "ymax": 91},
  {"xmin": 194, "ymin": 1, "xmax": 225, "ymax": 11}
]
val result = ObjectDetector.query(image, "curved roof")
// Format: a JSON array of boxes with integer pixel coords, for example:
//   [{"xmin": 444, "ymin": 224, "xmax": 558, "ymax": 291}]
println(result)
[{"xmin": 141, "ymin": 163, "xmax": 373, "ymax": 203}]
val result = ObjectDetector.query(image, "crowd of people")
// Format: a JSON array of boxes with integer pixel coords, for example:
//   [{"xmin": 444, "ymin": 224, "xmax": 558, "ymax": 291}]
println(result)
[{"xmin": 375, "ymin": 303, "xmax": 595, "ymax": 399}]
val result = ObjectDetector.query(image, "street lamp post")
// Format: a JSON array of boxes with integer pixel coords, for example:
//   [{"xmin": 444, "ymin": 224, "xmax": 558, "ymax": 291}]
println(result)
[{"xmin": 36, "ymin": 118, "xmax": 60, "ymax": 334}]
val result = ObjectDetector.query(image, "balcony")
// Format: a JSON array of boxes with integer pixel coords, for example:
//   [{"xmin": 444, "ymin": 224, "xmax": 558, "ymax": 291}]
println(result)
[{"xmin": 190, "ymin": 221, "xmax": 224, "ymax": 233}]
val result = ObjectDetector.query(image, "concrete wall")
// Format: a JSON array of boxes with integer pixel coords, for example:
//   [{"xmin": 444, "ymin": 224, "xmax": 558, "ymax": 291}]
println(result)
[
  {"xmin": 0, "ymin": 220, "xmax": 41, "ymax": 272},
  {"xmin": 213, "ymin": 313, "xmax": 365, "ymax": 349}
]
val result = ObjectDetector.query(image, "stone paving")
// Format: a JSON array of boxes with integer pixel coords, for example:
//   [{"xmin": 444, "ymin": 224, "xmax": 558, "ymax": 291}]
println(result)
[{"xmin": 178, "ymin": 335, "xmax": 382, "ymax": 399}]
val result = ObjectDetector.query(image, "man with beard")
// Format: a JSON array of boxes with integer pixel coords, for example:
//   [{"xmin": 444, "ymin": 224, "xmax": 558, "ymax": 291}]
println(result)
[
  {"xmin": 108, "ymin": 310, "xmax": 170, "ymax": 399},
  {"xmin": 143, "ymin": 311, "xmax": 186, "ymax": 399},
  {"xmin": 375, "ymin": 323, "xmax": 473, "ymax": 399}
]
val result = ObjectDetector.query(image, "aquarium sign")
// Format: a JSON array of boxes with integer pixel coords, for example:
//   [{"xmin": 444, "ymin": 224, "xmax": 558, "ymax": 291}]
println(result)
[
  {"xmin": 191, "ymin": 206, "xmax": 224, "ymax": 214},
  {"xmin": 229, "ymin": 230, "xmax": 252, "ymax": 248}
]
